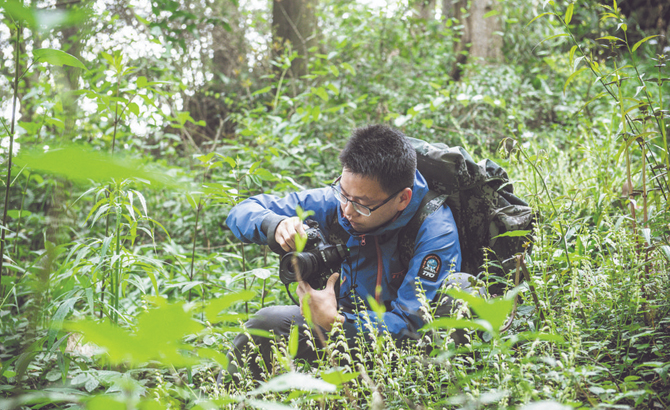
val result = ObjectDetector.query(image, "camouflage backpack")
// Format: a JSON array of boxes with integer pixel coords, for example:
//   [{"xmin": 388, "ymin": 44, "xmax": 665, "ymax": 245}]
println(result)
[{"xmin": 397, "ymin": 138, "xmax": 535, "ymax": 287}]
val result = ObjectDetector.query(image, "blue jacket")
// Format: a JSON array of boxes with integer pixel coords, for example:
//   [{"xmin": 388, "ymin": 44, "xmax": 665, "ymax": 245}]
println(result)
[{"xmin": 226, "ymin": 170, "xmax": 461, "ymax": 338}]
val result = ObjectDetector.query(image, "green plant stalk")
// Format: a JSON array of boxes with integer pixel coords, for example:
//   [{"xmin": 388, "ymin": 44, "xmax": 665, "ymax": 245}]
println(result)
[
  {"xmin": 188, "ymin": 199, "xmax": 202, "ymax": 303},
  {"xmin": 659, "ymin": 73, "xmax": 669, "ymax": 182},
  {"xmin": 113, "ymin": 206, "xmax": 121, "ymax": 324},
  {"xmin": 555, "ymin": 8, "xmax": 668, "ymax": 201},
  {"xmin": 12, "ymin": 170, "xmax": 30, "ymax": 256},
  {"xmin": 0, "ymin": 23, "xmax": 21, "ymax": 298},
  {"xmin": 623, "ymin": 28, "xmax": 670, "ymax": 196},
  {"xmin": 516, "ymin": 142, "xmax": 574, "ymax": 277}
]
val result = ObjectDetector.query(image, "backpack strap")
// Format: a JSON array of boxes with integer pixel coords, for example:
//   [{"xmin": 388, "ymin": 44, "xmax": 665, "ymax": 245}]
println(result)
[{"xmin": 397, "ymin": 190, "xmax": 448, "ymax": 270}]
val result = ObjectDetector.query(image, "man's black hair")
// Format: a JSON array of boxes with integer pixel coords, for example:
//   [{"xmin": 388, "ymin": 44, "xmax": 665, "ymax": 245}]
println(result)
[{"xmin": 339, "ymin": 124, "xmax": 417, "ymax": 194}]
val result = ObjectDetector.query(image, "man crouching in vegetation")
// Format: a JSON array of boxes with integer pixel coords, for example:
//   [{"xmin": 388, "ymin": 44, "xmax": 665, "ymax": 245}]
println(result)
[{"xmin": 224, "ymin": 124, "xmax": 469, "ymax": 382}]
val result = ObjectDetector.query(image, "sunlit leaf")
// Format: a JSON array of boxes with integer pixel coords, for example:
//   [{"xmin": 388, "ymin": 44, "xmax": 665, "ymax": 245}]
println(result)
[
  {"xmin": 494, "ymin": 230, "xmax": 532, "ymax": 239},
  {"xmin": 632, "ymin": 35, "xmax": 660, "ymax": 52},
  {"xmin": 13, "ymin": 146, "xmax": 186, "ymax": 190},
  {"xmin": 564, "ymin": 3, "xmax": 573, "ymax": 24},
  {"xmin": 33, "ymin": 49, "xmax": 87, "ymax": 70},
  {"xmin": 204, "ymin": 290, "xmax": 255, "ymax": 324}
]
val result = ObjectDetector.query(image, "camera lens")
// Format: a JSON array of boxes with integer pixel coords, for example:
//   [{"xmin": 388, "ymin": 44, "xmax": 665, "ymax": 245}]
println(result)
[
  {"xmin": 288, "ymin": 252, "xmax": 319, "ymax": 279},
  {"xmin": 279, "ymin": 252, "xmax": 319, "ymax": 284}
]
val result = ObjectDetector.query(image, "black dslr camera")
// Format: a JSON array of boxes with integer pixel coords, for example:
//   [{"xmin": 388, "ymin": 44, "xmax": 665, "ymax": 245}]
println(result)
[{"xmin": 278, "ymin": 220, "xmax": 349, "ymax": 305}]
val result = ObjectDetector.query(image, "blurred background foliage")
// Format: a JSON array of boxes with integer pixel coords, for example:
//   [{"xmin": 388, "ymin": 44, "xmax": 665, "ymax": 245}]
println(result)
[{"xmin": 0, "ymin": 0, "xmax": 669, "ymax": 408}]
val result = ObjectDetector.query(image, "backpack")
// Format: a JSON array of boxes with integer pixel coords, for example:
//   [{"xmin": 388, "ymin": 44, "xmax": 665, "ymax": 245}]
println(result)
[{"xmin": 398, "ymin": 138, "xmax": 535, "ymax": 287}]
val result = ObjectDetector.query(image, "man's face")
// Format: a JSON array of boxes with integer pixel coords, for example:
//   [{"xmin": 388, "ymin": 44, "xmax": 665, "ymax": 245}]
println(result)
[{"xmin": 338, "ymin": 168, "xmax": 411, "ymax": 233}]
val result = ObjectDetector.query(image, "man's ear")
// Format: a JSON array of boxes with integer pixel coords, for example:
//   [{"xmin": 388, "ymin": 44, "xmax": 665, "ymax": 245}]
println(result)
[{"xmin": 397, "ymin": 188, "xmax": 413, "ymax": 211}]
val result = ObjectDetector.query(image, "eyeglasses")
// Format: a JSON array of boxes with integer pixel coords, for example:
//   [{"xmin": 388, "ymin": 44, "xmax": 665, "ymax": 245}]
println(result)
[{"xmin": 329, "ymin": 175, "xmax": 407, "ymax": 217}]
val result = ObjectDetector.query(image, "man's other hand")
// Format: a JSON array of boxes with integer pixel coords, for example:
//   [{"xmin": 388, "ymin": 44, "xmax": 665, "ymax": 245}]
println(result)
[
  {"xmin": 275, "ymin": 217, "xmax": 308, "ymax": 252},
  {"xmin": 296, "ymin": 273, "xmax": 345, "ymax": 331}
]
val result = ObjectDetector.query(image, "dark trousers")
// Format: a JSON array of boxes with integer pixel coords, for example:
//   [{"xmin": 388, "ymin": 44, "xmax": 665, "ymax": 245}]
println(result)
[
  {"xmin": 225, "ymin": 272, "xmax": 481, "ymax": 381},
  {"xmin": 226, "ymin": 305, "xmax": 329, "ymax": 380}
]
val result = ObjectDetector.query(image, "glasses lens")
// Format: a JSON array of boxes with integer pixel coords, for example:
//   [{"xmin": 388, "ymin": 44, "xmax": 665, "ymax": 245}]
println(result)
[
  {"xmin": 331, "ymin": 185, "xmax": 346, "ymax": 204},
  {"xmin": 352, "ymin": 202, "xmax": 371, "ymax": 216}
]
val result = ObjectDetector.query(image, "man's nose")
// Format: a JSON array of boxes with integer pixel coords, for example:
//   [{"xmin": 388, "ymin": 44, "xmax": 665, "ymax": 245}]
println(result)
[{"xmin": 342, "ymin": 201, "xmax": 357, "ymax": 218}]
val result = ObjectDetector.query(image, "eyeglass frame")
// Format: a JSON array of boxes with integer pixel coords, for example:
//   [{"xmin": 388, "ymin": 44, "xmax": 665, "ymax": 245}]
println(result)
[{"xmin": 329, "ymin": 175, "xmax": 410, "ymax": 217}]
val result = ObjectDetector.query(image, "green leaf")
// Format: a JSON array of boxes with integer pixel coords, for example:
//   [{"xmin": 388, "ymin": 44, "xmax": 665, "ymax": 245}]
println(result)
[
  {"xmin": 136, "ymin": 76, "xmax": 147, "ymax": 88},
  {"xmin": 525, "ymin": 12, "xmax": 557, "ymax": 28},
  {"xmin": 311, "ymin": 87, "xmax": 329, "ymax": 102},
  {"xmin": 632, "ymin": 35, "xmax": 660, "ymax": 52},
  {"xmin": 494, "ymin": 230, "xmax": 532, "ymax": 239},
  {"xmin": 204, "ymin": 290, "xmax": 255, "ymax": 324},
  {"xmin": 533, "ymin": 33, "xmax": 569, "ymax": 50},
  {"xmin": 13, "ymin": 146, "xmax": 186, "ymax": 190},
  {"xmin": 252, "ymin": 86, "xmax": 272, "ymax": 96},
  {"xmin": 47, "ymin": 297, "xmax": 79, "ymax": 349},
  {"xmin": 445, "ymin": 289, "xmax": 514, "ymax": 333},
  {"xmin": 5, "ymin": 210, "xmax": 31, "ymax": 219},
  {"xmin": 483, "ymin": 9, "xmax": 499, "ymax": 19},
  {"xmin": 33, "ymin": 48, "xmax": 87, "ymax": 70},
  {"xmin": 596, "ymin": 36, "xmax": 624, "ymax": 42},
  {"xmin": 321, "ymin": 369, "xmax": 359, "ymax": 386},
  {"xmin": 198, "ymin": 347, "xmax": 229, "ymax": 368},
  {"xmin": 288, "ymin": 325, "xmax": 298, "ymax": 358},
  {"xmin": 127, "ymin": 102, "xmax": 140, "ymax": 116},
  {"xmin": 341, "ymin": 62, "xmax": 356, "ymax": 76},
  {"xmin": 564, "ymin": 3, "xmax": 574, "ymax": 24}
]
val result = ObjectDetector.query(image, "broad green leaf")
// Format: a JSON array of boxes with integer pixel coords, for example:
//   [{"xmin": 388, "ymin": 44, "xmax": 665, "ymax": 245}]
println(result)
[
  {"xmin": 565, "ymin": 65, "xmax": 589, "ymax": 94},
  {"xmin": 423, "ymin": 317, "xmax": 489, "ymax": 332},
  {"xmin": 483, "ymin": 9, "xmax": 499, "ymax": 19},
  {"xmin": 596, "ymin": 36, "xmax": 624, "ymax": 42},
  {"xmin": 328, "ymin": 65, "xmax": 340, "ymax": 77},
  {"xmin": 569, "ymin": 45, "xmax": 578, "ymax": 69},
  {"xmin": 252, "ymin": 86, "xmax": 272, "ymax": 96},
  {"xmin": 288, "ymin": 325, "xmax": 298, "ymax": 358},
  {"xmin": 127, "ymin": 102, "xmax": 140, "ymax": 116},
  {"xmin": 204, "ymin": 290, "xmax": 255, "ymax": 324},
  {"xmin": 311, "ymin": 87, "xmax": 329, "ymax": 102},
  {"xmin": 321, "ymin": 369, "xmax": 359, "ymax": 386},
  {"xmin": 660, "ymin": 245, "xmax": 670, "ymax": 262},
  {"xmin": 564, "ymin": 3, "xmax": 573, "ymax": 24},
  {"xmin": 137, "ymin": 76, "xmax": 148, "ymax": 88},
  {"xmin": 341, "ymin": 62, "xmax": 356, "ymax": 76},
  {"xmin": 33, "ymin": 48, "xmax": 87, "ymax": 70},
  {"xmin": 445, "ymin": 289, "xmax": 514, "ymax": 333},
  {"xmin": 632, "ymin": 35, "xmax": 660, "ymax": 52},
  {"xmin": 47, "ymin": 297, "xmax": 79, "ymax": 348},
  {"xmin": 6, "ymin": 210, "xmax": 31, "ymax": 219},
  {"xmin": 198, "ymin": 347, "xmax": 229, "ymax": 368},
  {"xmin": 13, "ymin": 146, "xmax": 186, "ymax": 190},
  {"xmin": 494, "ymin": 230, "xmax": 532, "ymax": 239},
  {"xmin": 252, "ymin": 268, "xmax": 272, "ymax": 280}
]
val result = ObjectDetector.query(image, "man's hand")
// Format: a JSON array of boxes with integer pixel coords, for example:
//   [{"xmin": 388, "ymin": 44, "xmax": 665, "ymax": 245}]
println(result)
[
  {"xmin": 274, "ymin": 216, "xmax": 308, "ymax": 252},
  {"xmin": 296, "ymin": 273, "xmax": 345, "ymax": 331}
]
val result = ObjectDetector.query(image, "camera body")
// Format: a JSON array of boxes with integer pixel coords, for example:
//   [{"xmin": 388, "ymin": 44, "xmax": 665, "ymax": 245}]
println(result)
[{"xmin": 278, "ymin": 221, "xmax": 349, "ymax": 290}]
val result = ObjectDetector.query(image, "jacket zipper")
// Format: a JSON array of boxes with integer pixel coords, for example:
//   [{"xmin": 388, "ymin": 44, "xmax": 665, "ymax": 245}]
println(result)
[{"xmin": 374, "ymin": 236, "xmax": 383, "ymax": 304}]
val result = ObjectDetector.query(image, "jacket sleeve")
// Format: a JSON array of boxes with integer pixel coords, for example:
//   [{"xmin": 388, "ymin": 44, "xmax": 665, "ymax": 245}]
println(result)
[
  {"xmin": 382, "ymin": 205, "xmax": 462, "ymax": 337},
  {"xmin": 225, "ymin": 188, "xmax": 336, "ymax": 248}
]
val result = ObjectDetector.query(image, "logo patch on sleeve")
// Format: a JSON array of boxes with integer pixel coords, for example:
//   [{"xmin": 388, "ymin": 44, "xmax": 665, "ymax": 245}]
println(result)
[{"xmin": 418, "ymin": 254, "xmax": 441, "ymax": 282}]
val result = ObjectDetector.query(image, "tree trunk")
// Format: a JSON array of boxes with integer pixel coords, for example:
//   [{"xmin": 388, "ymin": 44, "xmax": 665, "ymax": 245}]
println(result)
[
  {"xmin": 448, "ymin": 0, "xmax": 502, "ymax": 80},
  {"xmin": 56, "ymin": 0, "xmax": 84, "ymax": 140},
  {"xmin": 416, "ymin": 0, "xmax": 436, "ymax": 20},
  {"xmin": 272, "ymin": 0, "xmax": 319, "ymax": 78}
]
